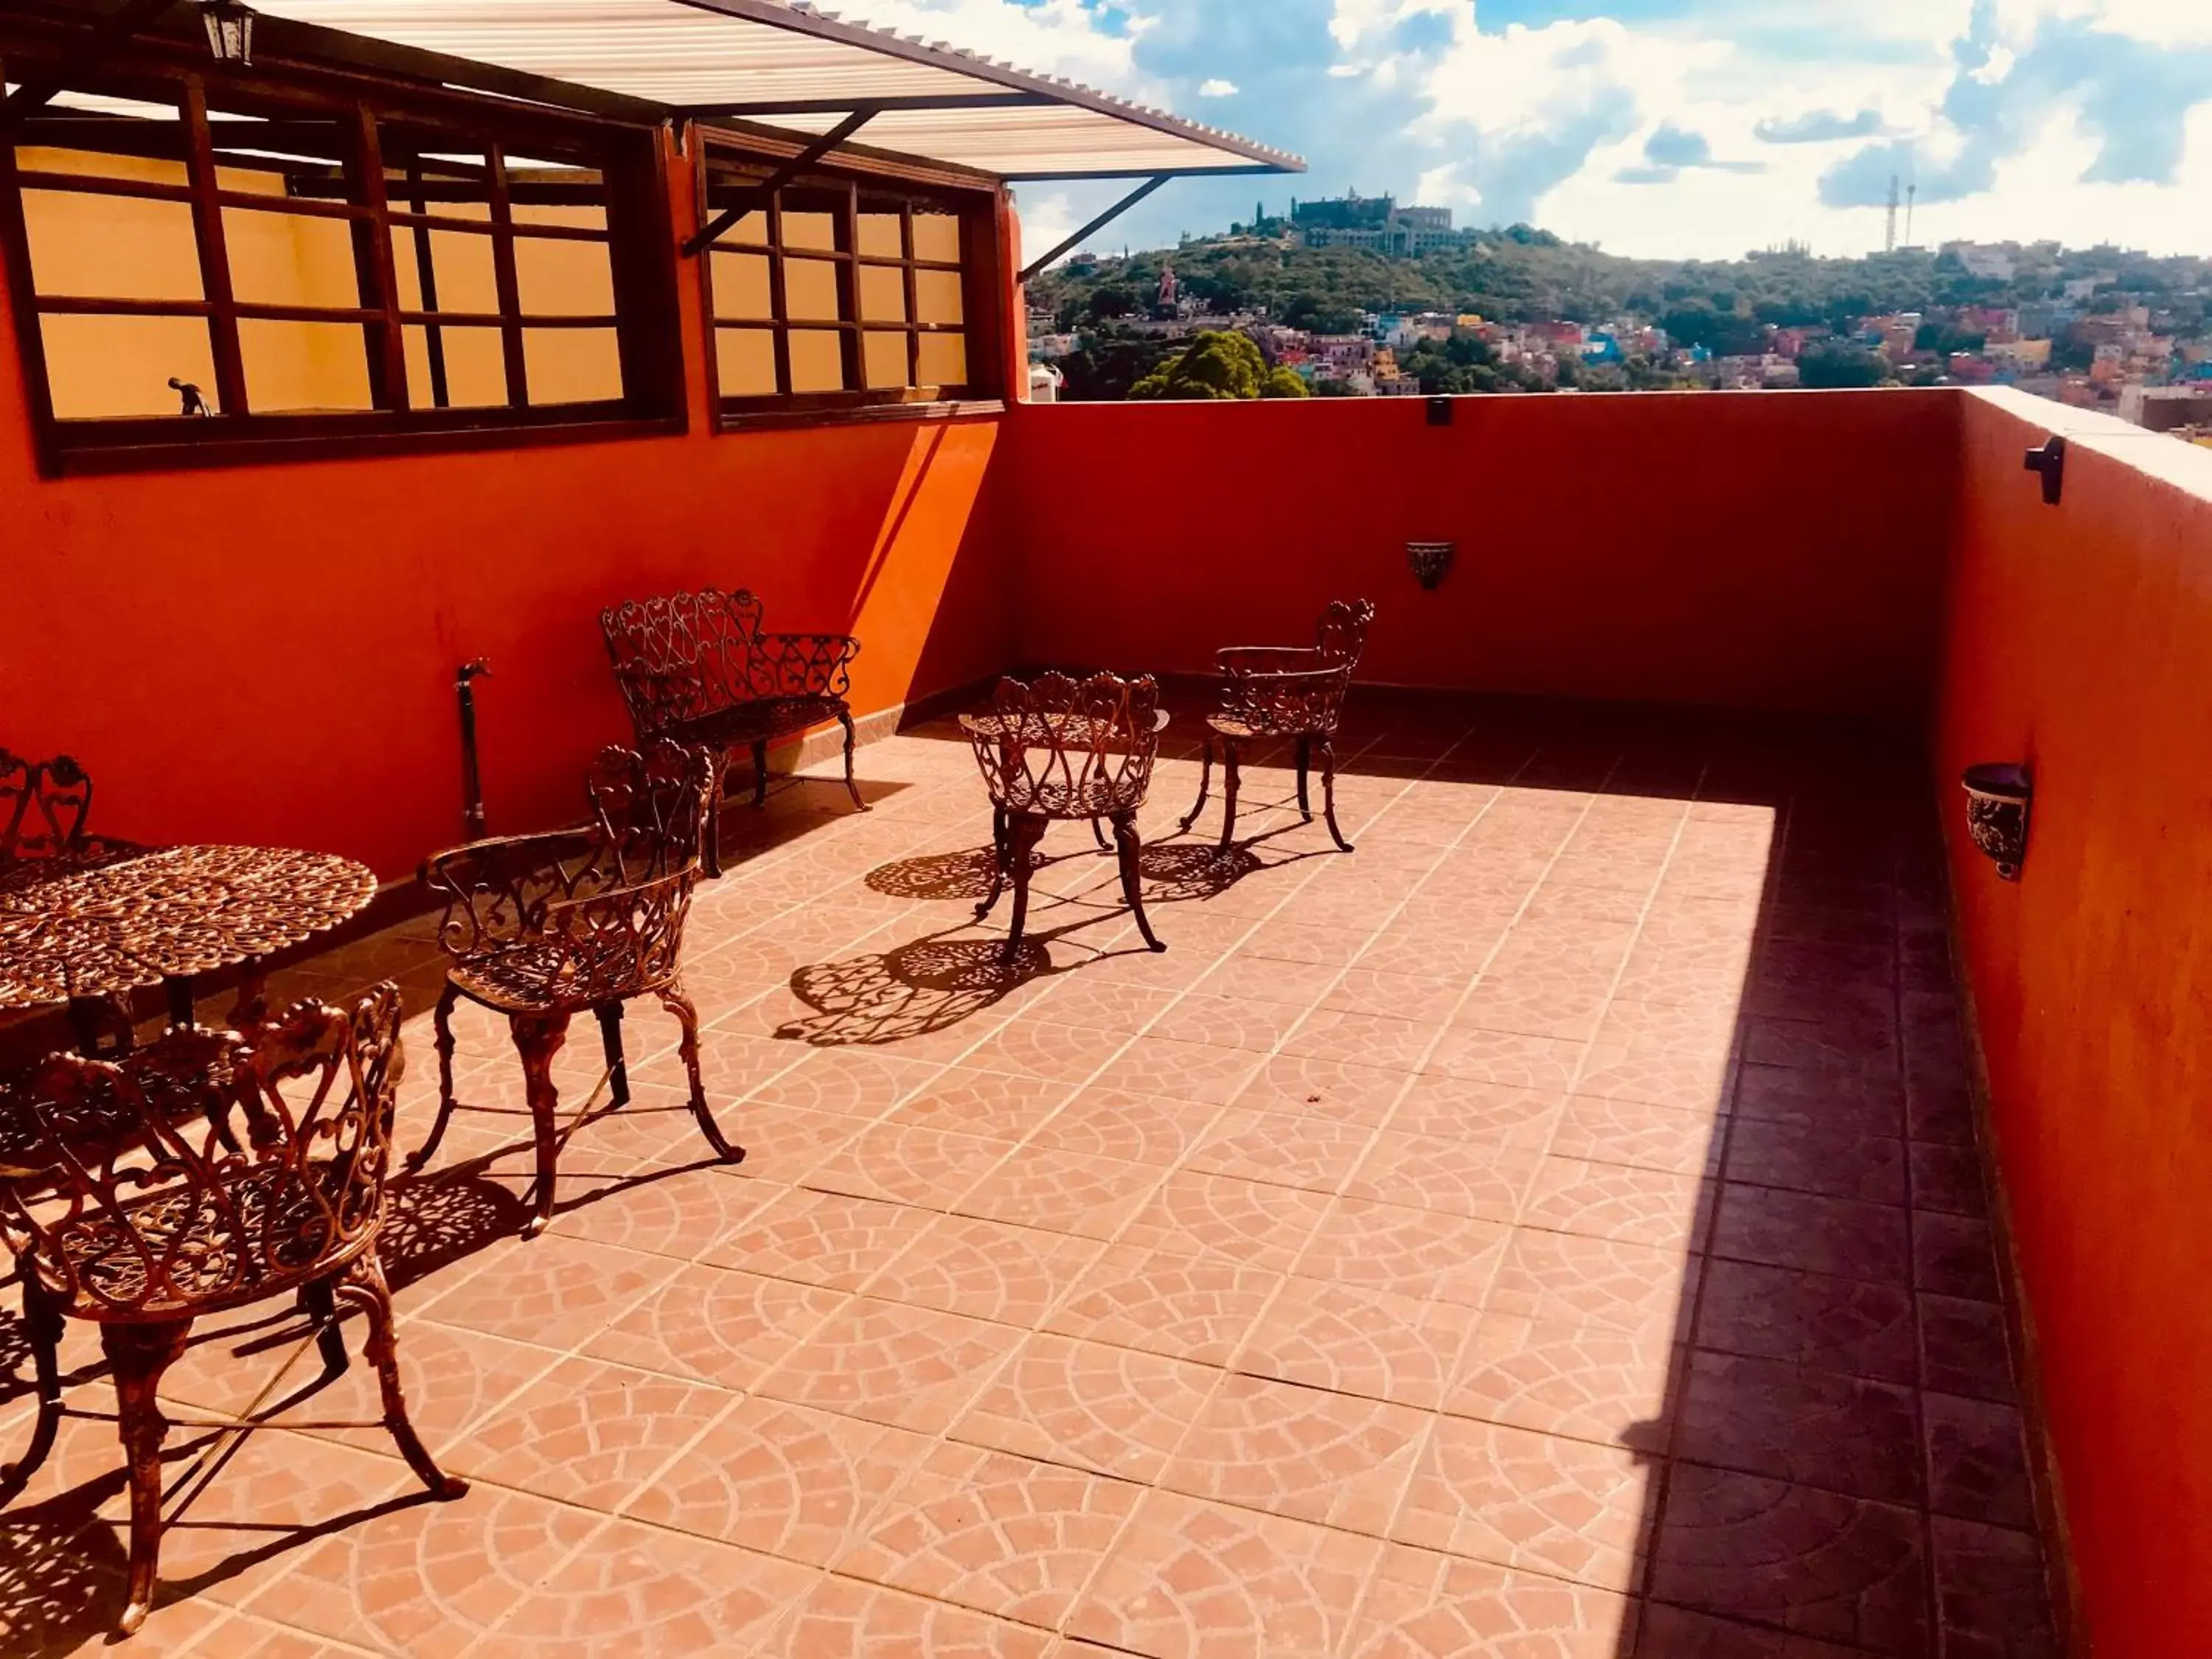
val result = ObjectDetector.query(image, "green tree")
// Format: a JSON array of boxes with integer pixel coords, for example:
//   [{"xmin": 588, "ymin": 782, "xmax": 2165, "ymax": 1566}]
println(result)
[
  {"xmin": 1262, "ymin": 366, "xmax": 1311, "ymax": 398},
  {"xmin": 1797, "ymin": 342, "xmax": 1889, "ymax": 389},
  {"xmin": 1127, "ymin": 330, "xmax": 1304, "ymax": 400}
]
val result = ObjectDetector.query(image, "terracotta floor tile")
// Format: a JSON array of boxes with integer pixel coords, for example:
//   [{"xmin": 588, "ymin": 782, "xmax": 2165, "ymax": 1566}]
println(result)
[
  {"xmin": 1930, "ymin": 1517, "xmax": 2056, "ymax": 1658},
  {"xmin": 757, "ymin": 1297, "xmax": 1024, "ymax": 1434},
  {"xmin": 890, "ymin": 1068, "xmax": 1077, "ymax": 1143},
  {"xmin": 1485, "ymin": 1229, "xmax": 1700, "ymax": 1338},
  {"xmin": 953, "ymin": 1333, "xmax": 1220, "ymax": 1482},
  {"xmin": 1909, "ymin": 1141, "xmax": 1989, "ymax": 1217},
  {"xmin": 1697, "ymin": 1260, "xmax": 1918, "ymax": 1385},
  {"xmin": 1633, "ymin": 1602, "xmax": 1870, "ymax": 1656},
  {"xmin": 1426, "ymin": 1029, "xmax": 1587, "ymax": 1093},
  {"xmin": 1648, "ymin": 1464, "xmax": 1929, "ymax": 1656},
  {"xmin": 1281, "ymin": 1009, "xmax": 1441, "ymax": 1074},
  {"xmin": 1237, "ymin": 1279, "xmax": 1475, "ymax": 1410},
  {"xmin": 1731, "ymin": 1063, "xmax": 1905, "ymax": 1136},
  {"xmin": 1381, "ymin": 1077, "xmax": 1565, "ymax": 1149},
  {"xmin": 698, "ymin": 1186, "xmax": 933, "ymax": 1290},
  {"xmin": 1676, "ymin": 1350, "xmax": 1922, "ymax": 1505},
  {"xmin": 1065, "ymin": 1489, "xmax": 1383, "ymax": 1659},
  {"xmin": 1029, "ymin": 1085, "xmax": 1220, "ymax": 1165},
  {"xmin": 1905, "ymin": 1076, "xmax": 1977, "ymax": 1148},
  {"xmin": 1096, "ymin": 1037, "xmax": 1266, "ymax": 1106},
  {"xmin": 1709, "ymin": 1184, "xmax": 1910, "ymax": 1286},
  {"xmin": 250, "ymin": 1482, "xmax": 599, "ymax": 1658},
  {"xmin": 1394, "ymin": 1417, "xmax": 1653, "ymax": 1591},
  {"xmin": 1149, "ymin": 992, "xmax": 1304, "ymax": 1054},
  {"xmin": 835, "ymin": 1441, "xmax": 1143, "ymax": 1627},
  {"xmin": 956, "ymin": 1146, "xmax": 1166, "ymax": 1240},
  {"xmin": 1910, "ymin": 1213, "xmax": 2002, "ymax": 1301},
  {"xmin": 1741, "ymin": 1015, "xmax": 1899, "ymax": 1079},
  {"xmin": 768, "ymin": 1576, "xmax": 1057, "ymax": 1658},
  {"xmin": 1231, "ymin": 1055, "xmax": 1413, "ymax": 1124},
  {"xmin": 1548, "ymin": 1095, "xmax": 1723, "ymax": 1178},
  {"xmin": 1923, "ymin": 1392, "xmax": 2036, "ymax": 1530},
  {"xmin": 1340, "ymin": 1545, "xmax": 1636, "ymax": 1658},
  {"xmin": 699, "ymin": 1103, "xmax": 858, "ymax": 1186},
  {"xmin": 460, "ymin": 1520, "xmax": 816, "ymax": 1658},
  {"xmin": 1120, "ymin": 1171, "xmax": 1333, "ymax": 1270},
  {"xmin": 1918, "ymin": 1295, "xmax": 2018, "ymax": 1404},
  {"xmin": 1194, "ymin": 953, "xmax": 1346, "ymax": 1009},
  {"xmin": 620, "ymin": 1397, "xmax": 932, "ymax": 1564},
  {"xmin": 1520, "ymin": 1158, "xmax": 1714, "ymax": 1251},
  {"xmin": 1345, "ymin": 1131, "xmax": 1540, "ymax": 1222},
  {"xmin": 1184, "ymin": 1110, "xmax": 1377, "ymax": 1194},
  {"xmin": 1162, "ymin": 1372, "xmax": 1425, "ymax": 1534},
  {"xmin": 865, "ymin": 1214, "xmax": 1105, "ymax": 1328},
  {"xmin": 1444, "ymin": 1312, "xmax": 1675, "ymax": 1453},
  {"xmin": 540, "ymin": 1161, "xmax": 779, "ymax": 1261},
  {"xmin": 1572, "ymin": 1040, "xmax": 1736, "ymax": 1115},
  {"xmin": 801, "ymin": 1120, "xmax": 1009, "ymax": 1211},
  {"xmin": 1044, "ymin": 1246, "xmax": 1281, "ymax": 1367},
  {"xmin": 1591, "ymin": 998, "xmax": 1745, "ymax": 1056},
  {"xmin": 1726, "ymin": 1121, "xmax": 1907, "ymax": 1206},
  {"xmin": 1294, "ymin": 1197, "xmax": 1511, "ymax": 1306},
  {"xmin": 446, "ymin": 1357, "xmax": 734, "ymax": 1511},
  {"xmin": 582, "ymin": 1267, "xmax": 846, "ymax": 1391},
  {"xmin": 1321, "ymin": 967, "xmax": 1468, "ymax": 1027},
  {"xmin": 962, "ymin": 1020, "xmax": 1126, "ymax": 1088},
  {"xmin": 1031, "ymin": 978, "xmax": 1178, "ymax": 1035},
  {"xmin": 302, "ymin": 1321, "xmax": 555, "ymax": 1458},
  {"xmin": 417, "ymin": 1236, "xmax": 676, "ymax": 1352}
]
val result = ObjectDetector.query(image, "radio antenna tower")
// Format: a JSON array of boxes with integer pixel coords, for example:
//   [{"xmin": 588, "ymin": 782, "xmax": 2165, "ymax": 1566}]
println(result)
[
  {"xmin": 1884, "ymin": 175, "xmax": 1899, "ymax": 254},
  {"xmin": 1904, "ymin": 182, "xmax": 1917, "ymax": 248}
]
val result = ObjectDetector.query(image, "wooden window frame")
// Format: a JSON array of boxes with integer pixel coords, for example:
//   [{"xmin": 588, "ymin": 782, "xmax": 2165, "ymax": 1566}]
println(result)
[
  {"xmin": 0, "ymin": 32, "xmax": 686, "ymax": 476},
  {"xmin": 695, "ymin": 136, "xmax": 1008, "ymax": 432}
]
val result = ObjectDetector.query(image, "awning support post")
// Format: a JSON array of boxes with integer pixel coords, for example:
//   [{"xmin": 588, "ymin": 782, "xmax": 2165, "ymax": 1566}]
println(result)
[
  {"xmin": 1018, "ymin": 175, "xmax": 1171, "ymax": 285},
  {"xmin": 683, "ymin": 108, "xmax": 878, "ymax": 257}
]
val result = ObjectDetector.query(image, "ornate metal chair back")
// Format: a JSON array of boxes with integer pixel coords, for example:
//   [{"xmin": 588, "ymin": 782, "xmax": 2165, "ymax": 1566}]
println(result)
[
  {"xmin": 1313, "ymin": 598, "xmax": 1378, "ymax": 667},
  {"xmin": 967, "ymin": 672, "xmax": 1163, "ymax": 820},
  {"xmin": 585, "ymin": 740, "xmax": 716, "ymax": 885},
  {"xmin": 0, "ymin": 986, "xmax": 404, "ymax": 1321},
  {"xmin": 601, "ymin": 588, "xmax": 767, "ymax": 729},
  {"xmin": 0, "ymin": 751, "xmax": 94, "ymax": 867}
]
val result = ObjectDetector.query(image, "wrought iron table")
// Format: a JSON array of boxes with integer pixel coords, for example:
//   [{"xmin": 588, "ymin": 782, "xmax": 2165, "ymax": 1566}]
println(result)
[{"xmin": 0, "ymin": 844, "xmax": 378, "ymax": 1050}]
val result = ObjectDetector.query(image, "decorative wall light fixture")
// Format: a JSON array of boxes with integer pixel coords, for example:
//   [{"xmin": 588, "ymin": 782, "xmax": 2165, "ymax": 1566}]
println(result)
[
  {"xmin": 1406, "ymin": 540, "xmax": 1454, "ymax": 591},
  {"xmin": 1961, "ymin": 763, "xmax": 2032, "ymax": 880},
  {"xmin": 197, "ymin": 0, "xmax": 255, "ymax": 64}
]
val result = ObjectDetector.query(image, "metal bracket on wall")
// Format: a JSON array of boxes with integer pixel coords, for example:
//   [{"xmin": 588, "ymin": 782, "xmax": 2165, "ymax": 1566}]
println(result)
[
  {"xmin": 2023, "ymin": 435, "xmax": 2065, "ymax": 506},
  {"xmin": 683, "ymin": 108, "xmax": 879, "ymax": 257}
]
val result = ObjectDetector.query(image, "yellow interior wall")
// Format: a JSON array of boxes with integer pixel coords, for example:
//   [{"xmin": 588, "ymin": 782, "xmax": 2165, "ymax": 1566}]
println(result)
[{"xmin": 15, "ymin": 148, "xmax": 620, "ymax": 417}]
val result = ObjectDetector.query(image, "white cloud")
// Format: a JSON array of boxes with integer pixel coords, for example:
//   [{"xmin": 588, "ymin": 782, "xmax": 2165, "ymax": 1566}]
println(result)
[{"xmin": 1199, "ymin": 77, "xmax": 1239, "ymax": 97}]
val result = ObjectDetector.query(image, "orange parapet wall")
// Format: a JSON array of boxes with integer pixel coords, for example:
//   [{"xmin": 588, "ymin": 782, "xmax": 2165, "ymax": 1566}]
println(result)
[
  {"xmin": 1001, "ymin": 389, "xmax": 1960, "ymax": 717},
  {"xmin": 1936, "ymin": 389, "xmax": 2212, "ymax": 1653}
]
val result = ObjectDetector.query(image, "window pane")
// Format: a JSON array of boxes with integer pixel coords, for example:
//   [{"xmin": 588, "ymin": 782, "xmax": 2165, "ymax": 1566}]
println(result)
[
  {"xmin": 427, "ymin": 229, "xmax": 501, "ymax": 314},
  {"xmin": 15, "ymin": 145, "xmax": 187, "ymax": 187},
  {"xmin": 710, "ymin": 251, "xmax": 772, "ymax": 321},
  {"xmin": 863, "ymin": 330, "xmax": 911, "ymax": 390},
  {"xmin": 858, "ymin": 265, "xmax": 906, "ymax": 324},
  {"xmin": 782, "ymin": 210, "xmax": 836, "ymax": 252},
  {"xmin": 39, "ymin": 313, "xmax": 216, "ymax": 419},
  {"xmin": 509, "ymin": 202, "xmax": 606, "ymax": 231},
  {"xmin": 917, "ymin": 331, "xmax": 967, "ymax": 388},
  {"xmin": 403, "ymin": 324, "xmax": 508, "ymax": 407},
  {"xmin": 23, "ymin": 189, "xmax": 201, "ymax": 301},
  {"xmin": 514, "ymin": 234, "xmax": 614, "ymax": 316},
  {"xmin": 912, "ymin": 213, "xmax": 961, "ymax": 263},
  {"xmin": 787, "ymin": 328, "xmax": 845, "ymax": 393},
  {"xmin": 708, "ymin": 208, "xmax": 769, "ymax": 248},
  {"xmin": 222, "ymin": 206, "xmax": 364, "ymax": 309},
  {"xmin": 716, "ymin": 327, "xmax": 776, "ymax": 397},
  {"xmin": 524, "ymin": 327, "xmax": 624, "ymax": 403},
  {"xmin": 239, "ymin": 319, "xmax": 375, "ymax": 412},
  {"xmin": 915, "ymin": 268, "xmax": 964, "ymax": 326},
  {"xmin": 857, "ymin": 212, "xmax": 902, "ymax": 259},
  {"xmin": 785, "ymin": 257, "xmax": 842, "ymax": 323}
]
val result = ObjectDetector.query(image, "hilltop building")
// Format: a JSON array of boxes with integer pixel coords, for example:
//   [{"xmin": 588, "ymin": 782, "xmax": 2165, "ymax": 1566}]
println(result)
[{"xmin": 1292, "ymin": 192, "xmax": 1475, "ymax": 254}]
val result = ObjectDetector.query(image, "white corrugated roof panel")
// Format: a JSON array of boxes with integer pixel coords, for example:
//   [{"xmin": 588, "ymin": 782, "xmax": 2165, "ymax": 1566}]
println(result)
[{"xmin": 245, "ymin": 0, "xmax": 1302, "ymax": 179}]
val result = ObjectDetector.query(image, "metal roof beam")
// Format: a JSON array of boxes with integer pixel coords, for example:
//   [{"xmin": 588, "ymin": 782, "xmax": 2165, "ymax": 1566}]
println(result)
[
  {"xmin": 682, "ymin": 91, "xmax": 1054, "ymax": 119},
  {"xmin": 1, "ymin": 0, "xmax": 183, "ymax": 129},
  {"xmin": 1018, "ymin": 173, "xmax": 1169, "ymax": 285},
  {"xmin": 683, "ymin": 105, "xmax": 876, "ymax": 256}
]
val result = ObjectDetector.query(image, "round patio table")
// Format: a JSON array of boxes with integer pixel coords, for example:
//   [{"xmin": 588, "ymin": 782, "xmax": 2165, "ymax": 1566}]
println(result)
[{"xmin": 0, "ymin": 844, "xmax": 378, "ymax": 1051}]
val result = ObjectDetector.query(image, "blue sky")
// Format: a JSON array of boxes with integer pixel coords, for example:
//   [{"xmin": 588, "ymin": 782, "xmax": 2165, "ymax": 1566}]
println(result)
[{"xmin": 830, "ymin": 0, "xmax": 2212, "ymax": 262}]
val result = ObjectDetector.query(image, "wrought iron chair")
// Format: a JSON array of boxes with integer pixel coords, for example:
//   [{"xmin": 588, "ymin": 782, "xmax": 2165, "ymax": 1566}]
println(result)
[
  {"xmin": 601, "ymin": 588, "xmax": 866, "ymax": 877},
  {"xmin": 961, "ymin": 672, "xmax": 1170, "ymax": 963},
  {"xmin": 0, "ymin": 750, "xmax": 141, "ymax": 890},
  {"xmin": 414, "ymin": 741, "xmax": 739, "ymax": 1234},
  {"xmin": 0, "ymin": 986, "xmax": 465, "ymax": 1636},
  {"xmin": 1180, "ymin": 598, "xmax": 1377, "ymax": 854}
]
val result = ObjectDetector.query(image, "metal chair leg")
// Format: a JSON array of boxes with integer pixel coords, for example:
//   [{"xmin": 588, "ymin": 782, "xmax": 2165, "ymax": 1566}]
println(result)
[
  {"xmin": 299, "ymin": 1277, "xmax": 349, "ymax": 1379},
  {"xmin": 104, "ymin": 1319, "xmax": 192, "ymax": 1637},
  {"xmin": 1295, "ymin": 735, "xmax": 1313, "ymax": 820},
  {"xmin": 976, "ymin": 807, "xmax": 1009, "ymax": 920},
  {"xmin": 0, "ymin": 1276, "xmax": 63, "ymax": 1503},
  {"xmin": 1113, "ymin": 812, "xmax": 1165, "ymax": 953},
  {"xmin": 838, "ymin": 709, "xmax": 869, "ymax": 811},
  {"xmin": 658, "ymin": 977, "xmax": 742, "ymax": 1163},
  {"xmin": 750, "ymin": 739, "xmax": 771, "ymax": 807},
  {"xmin": 509, "ymin": 1013, "xmax": 570, "ymax": 1237},
  {"xmin": 1217, "ymin": 742, "xmax": 1242, "ymax": 852},
  {"xmin": 334, "ymin": 1246, "xmax": 467, "ymax": 1501},
  {"xmin": 1321, "ymin": 739, "xmax": 1354, "ymax": 852},
  {"xmin": 1179, "ymin": 732, "xmax": 1214, "ymax": 835},
  {"xmin": 700, "ymin": 754, "xmax": 731, "ymax": 880},
  {"xmin": 1091, "ymin": 817, "xmax": 1110, "ymax": 852},
  {"xmin": 1002, "ymin": 815, "xmax": 1046, "ymax": 963},
  {"xmin": 406, "ymin": 980, "xmax": 464, "ymax": 1174},
  {"xmin": 595, "ymin": 1003, "xmax": 630, "ymax": 1108}
]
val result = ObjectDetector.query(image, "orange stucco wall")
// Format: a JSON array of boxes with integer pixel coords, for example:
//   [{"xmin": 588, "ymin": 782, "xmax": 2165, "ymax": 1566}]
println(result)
[
  {"xmin": 0, "ymin": 134, "xmax": 1012, "ymax": 883},
  {"xmin": 1001, "ymin": 390, "xmax": 1958, "ymax": 716},
  {"xmin": 1936, "ymin": 389, "xmax": 2212, "ymax": 1652}
]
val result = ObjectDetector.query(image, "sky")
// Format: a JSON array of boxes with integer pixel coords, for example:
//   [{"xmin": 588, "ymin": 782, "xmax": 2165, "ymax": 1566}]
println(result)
[{"xmin": 819, "ymin": 0, "xmax": 2212, "ymax": 265}]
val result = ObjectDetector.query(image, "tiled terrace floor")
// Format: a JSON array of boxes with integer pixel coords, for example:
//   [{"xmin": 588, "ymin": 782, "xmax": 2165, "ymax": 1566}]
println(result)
[{"xmin": 1, "ymin": 694, "xmax": 2054, "ymax": 1658}]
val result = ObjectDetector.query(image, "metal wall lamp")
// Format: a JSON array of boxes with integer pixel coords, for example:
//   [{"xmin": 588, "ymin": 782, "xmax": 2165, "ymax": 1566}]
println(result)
[
  {"xmin": 1961, "ymin": 763, "xmax": 2031, "ymax": 880},
  {"xmin": 1406, "ymin": 541, "xmax": 1454, "ymax": 591}
]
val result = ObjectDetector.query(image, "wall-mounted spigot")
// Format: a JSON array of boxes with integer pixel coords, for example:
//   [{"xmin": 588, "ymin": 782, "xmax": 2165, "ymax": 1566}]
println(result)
[
  {"xmin": 456, "ymin": 660, "xmax": 493, "ymax": 840},
  {"xmin": 2023, "ymin": 436, "xmax": 2065, "ymax": 506}
]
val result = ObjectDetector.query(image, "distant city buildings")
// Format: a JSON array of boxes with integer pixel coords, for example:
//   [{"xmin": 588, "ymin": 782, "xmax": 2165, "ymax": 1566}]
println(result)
[{"xmin": 1290, "ymin": 192, "xmax": 1478, "ymax": 255}]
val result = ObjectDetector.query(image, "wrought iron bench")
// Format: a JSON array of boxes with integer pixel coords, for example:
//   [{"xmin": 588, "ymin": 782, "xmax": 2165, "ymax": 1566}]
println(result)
[{"xmin": 600, "ymin": 588, "xmax": 866, "ymax": 876}]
